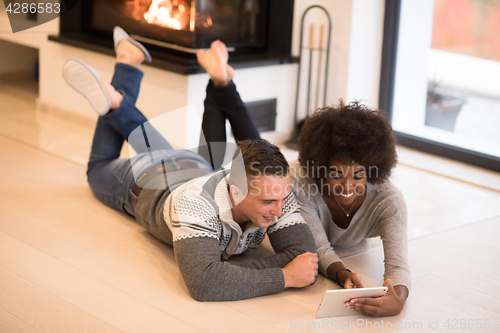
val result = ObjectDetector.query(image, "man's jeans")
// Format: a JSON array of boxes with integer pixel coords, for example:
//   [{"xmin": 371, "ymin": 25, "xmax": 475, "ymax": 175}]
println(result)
[{"xmin": 86, "ymin": 63, "xmax": 175, "ymax": 216}]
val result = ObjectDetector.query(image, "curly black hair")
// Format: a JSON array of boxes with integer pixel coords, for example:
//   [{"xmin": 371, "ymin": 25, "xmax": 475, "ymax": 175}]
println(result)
[{"xmin": 297, "ymin": 100, "xmax": 397, "ymax": 184}]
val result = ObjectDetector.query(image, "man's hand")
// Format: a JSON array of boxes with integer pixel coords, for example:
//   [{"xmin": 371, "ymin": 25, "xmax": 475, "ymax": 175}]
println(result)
[
  {"xmin": 345, "ymin": 279, "xmax": 407, "ymax": 316},
  {"xmin": 282, "ymin": 252, "xmax": 318, "ymax": 288}
]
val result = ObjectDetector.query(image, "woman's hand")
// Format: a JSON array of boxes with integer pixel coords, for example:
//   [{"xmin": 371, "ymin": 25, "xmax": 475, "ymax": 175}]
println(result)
[
  {"xmin": 327, "ymin": 262, "xmax": 364, "ymax": 288},
  {"xmin": 345, "ymin": 279, "xmax": 407, "ymax": 317},
  {"xmin": 342, "ymin": 271, "xmax": 364, "ymax": 289}
]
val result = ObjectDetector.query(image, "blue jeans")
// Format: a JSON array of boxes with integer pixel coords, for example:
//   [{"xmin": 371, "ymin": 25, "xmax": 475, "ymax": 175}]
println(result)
[
  {"xmin": 87, "ymin": 63, "xmax": 260, "ymax": 216},
  {"xmin": 87, "ymin": 63, "xmax": 175, "ymax": 216}
]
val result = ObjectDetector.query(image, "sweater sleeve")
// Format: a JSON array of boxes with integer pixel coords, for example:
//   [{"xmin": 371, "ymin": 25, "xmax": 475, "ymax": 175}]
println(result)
[
  {"xmin": 234, "ymin": 217, "xmax": 317, "ymax": 269},
  {"xmin": 173, "ymin": 191, "xmax": 315, "ymax": 301},
  {"xmin": 377, "ymin": 191, "xmax": 411, "ymax": 291},
  {"xmin": 292, "ymin": 181, "xmax": 341, "ymax": 277},
  {"xmin": 174, "ymin": 236, "xmax": 285, "ymax": 301}
]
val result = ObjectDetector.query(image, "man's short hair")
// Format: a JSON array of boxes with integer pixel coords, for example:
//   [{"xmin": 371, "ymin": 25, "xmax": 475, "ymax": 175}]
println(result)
[{"xmin": 229, "ymin": 139, "xmax": 289, "ymax": 195}]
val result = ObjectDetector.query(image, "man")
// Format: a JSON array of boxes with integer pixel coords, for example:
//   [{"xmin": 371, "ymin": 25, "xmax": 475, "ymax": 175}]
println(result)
[{"xmin": 62, "ymin": 27, "xmax": 318, "ymax": 301}]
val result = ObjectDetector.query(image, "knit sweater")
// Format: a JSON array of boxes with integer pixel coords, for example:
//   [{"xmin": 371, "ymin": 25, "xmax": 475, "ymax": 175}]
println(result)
[
  {"xmin": 290, "ymin": 161, "xmax": 411, "ymax": 290},
  {"xmin": 134, "ymin": 168, "xmax": 316, "ymax": 301}
]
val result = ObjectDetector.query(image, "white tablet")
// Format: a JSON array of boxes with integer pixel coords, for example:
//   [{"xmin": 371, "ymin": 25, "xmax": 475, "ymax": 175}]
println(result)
[{"xmin": 316, "ymin": 287, "xmax": 388, "ymax": 318}]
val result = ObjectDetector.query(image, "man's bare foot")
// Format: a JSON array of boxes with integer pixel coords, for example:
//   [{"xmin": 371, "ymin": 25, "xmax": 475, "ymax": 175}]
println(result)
[
  {"xmin": 99, "ymin": 78, "xmax": 123, "ymax": 110},
  {"xmin": 116, "ymin": 39, "xmax": 146, "ymax": 68},
  {"xmin": 196, "ymin": 40, "xmax": 234, "ymax": 87}
]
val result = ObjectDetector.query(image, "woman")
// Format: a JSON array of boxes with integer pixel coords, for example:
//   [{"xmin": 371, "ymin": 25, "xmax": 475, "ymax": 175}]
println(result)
[{"xmin": 291, "ymin": 101, "xmax": 410, "ymax": 317}]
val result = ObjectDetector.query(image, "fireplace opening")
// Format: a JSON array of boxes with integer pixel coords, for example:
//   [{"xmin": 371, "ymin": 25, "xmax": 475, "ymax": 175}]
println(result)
[
  {"xmin": 50, "ymin": 0, "xmax": 296, "ymax": 74},
  {"xmin": 88, "ymin": 0, "xmax": 266, "ymax": 51}
]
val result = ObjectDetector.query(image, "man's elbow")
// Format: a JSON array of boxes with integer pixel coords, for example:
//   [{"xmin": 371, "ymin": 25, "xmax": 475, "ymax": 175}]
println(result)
[{"xmin": 187, "ymin": 281, "xmax": 214, "ymax": 302}]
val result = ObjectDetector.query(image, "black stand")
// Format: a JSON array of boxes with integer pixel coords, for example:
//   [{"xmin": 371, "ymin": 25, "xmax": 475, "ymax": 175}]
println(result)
[{"xmin": 286, "ymin": 5, "xmax": 332, "ymax": 149}]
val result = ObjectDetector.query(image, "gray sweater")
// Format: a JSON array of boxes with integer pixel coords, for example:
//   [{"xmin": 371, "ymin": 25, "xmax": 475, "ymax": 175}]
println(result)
[
  {"xmin": 290, "ymin": 161, "xmax": 411, "ymax": 290},
  {"xmin": 134, "ymin": 168, "xmax": 317, "ymax": 301}
]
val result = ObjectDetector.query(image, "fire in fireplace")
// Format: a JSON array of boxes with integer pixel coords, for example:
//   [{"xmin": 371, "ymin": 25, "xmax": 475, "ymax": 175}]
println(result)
[
  {"xmin": 142, "ymin": 0, "xmax": 191, "ymax": 30},
  {"xmin": 88, "ymin": 0, "xmax": 266, "ymax": 51},
  {"xmin": 51, "ymin": 0, "xmax": 295, "ymax": 74}
]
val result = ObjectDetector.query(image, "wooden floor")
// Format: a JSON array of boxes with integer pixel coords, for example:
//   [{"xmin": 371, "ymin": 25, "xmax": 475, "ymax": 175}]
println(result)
[
  {"xmin": 1, "ymin": 72, "xmax": 500, "ymax": 332},
  {"xmin": 1, "ymin": 135, "xmax": 500, "ymax": 333}
]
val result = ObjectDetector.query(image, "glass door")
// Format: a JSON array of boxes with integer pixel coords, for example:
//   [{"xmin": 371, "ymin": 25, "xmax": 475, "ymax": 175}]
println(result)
[{"xmin": 384, "ymin": 0, "xmax": 500, "ymax": 170}]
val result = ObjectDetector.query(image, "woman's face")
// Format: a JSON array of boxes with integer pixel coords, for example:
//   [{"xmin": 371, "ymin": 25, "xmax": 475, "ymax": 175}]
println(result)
[{"xmin": 323, "ymin": 158, "xmax": 367, "ymax": 205}]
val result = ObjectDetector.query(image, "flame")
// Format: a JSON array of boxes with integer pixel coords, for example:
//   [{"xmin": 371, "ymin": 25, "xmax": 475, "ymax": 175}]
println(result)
[
  {"xmin": 189, "ymin": 0, "xmax": 195, "ymax": 31},
  {"xmin": 144, "ymin": 0, "xmax": 182, "ymax": 30}
]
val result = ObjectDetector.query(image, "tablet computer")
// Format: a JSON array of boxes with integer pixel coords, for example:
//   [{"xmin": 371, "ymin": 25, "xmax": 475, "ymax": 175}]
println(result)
[{"xmin": 316, "ymin": 287, "xmax": 388, "ymax": 318}]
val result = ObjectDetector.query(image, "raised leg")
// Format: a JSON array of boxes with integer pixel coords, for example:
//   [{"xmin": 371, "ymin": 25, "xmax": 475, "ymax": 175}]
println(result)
[
  {"xmin": 197, "ymin": 40, "xmax": 260, "ymax": 170},
  {"xmin": 64, "ymin": 28, "xmax": 169, "ymax": 215}
]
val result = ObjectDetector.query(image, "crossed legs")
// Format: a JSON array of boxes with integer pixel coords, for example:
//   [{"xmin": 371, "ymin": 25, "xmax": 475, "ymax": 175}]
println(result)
[{"xmin": 64, "ymin": 33, "xmax": 261, "ymax": 213}]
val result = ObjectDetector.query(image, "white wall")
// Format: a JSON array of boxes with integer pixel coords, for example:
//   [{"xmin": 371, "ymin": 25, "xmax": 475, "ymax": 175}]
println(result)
[
  {"xmin": 39, "ymin": 41, "xmax": 191, "ymax": 148},
  {"xmin": 186, "ymin": 64, "xmax": 298, "ymax": 148},
  {"xmin": 0, "ymin": 10, "xmax": 58, "ymax": 48},
  {"xmin": 346, "ymin": 0, "xmax": 386, "ymax": 107}
]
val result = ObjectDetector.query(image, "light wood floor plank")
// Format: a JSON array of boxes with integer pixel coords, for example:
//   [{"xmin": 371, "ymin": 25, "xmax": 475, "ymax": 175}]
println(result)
[
  {"xmin": 412, "ymin": 232, "xmax": 500, "ymax": 269},
  {"xmin": 280, "ymin": 275, "xmax": 338, "ymax": 312},
  {"xmin": 0, "ymin": 266, "xmax": 124, "ymax": 333},
  {"xmin": 414, "ymin": 275, "xmax": 500, "ymax": 320},
  {"xmin": 0, "ymin": 201, "xmax": 100, "ymax": 260},
  {"xmin": 407, "ymin": 233, "xmax": 500, "ymax": 298},
  {"xmin": 476, "ymin": 216, "xmax": 500, "ymax": 233},
  {"xmin": 367, "ymin": 246, "xmax": 433, "ymax": 282},
  {"xmin": 399, "ymin": 275, "xmax": 499, "ymax": 333},
  {"xmin": 62, "ymin": 250, "xmax": 280, "ymax": 333},
  {"xmin": 443, "ymin": 217, "xmax": 500, "ymax": 256},
  {"xmin": 0, "ymin": 231, "xmax": 202, "ymax": 333},
  {"xmin": 274, "ymin": 313, "xmax": 352, "ymax": 333},
  {"xmin": 0, "ymin": 185, "xmax": 180, "ymax": 274},
  {"xmin": 0, "ymin": 307, "xmax": 43, "ymax": 333},
  {"xmin": 223, "ymin": 292, "xmax": 316, "ymax": 327}
]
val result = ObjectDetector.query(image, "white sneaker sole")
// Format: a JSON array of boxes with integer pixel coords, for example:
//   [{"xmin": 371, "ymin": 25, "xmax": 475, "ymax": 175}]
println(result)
[{"xmin": 62, "ymin": 59, "xmax": 110, "ymax": 116}]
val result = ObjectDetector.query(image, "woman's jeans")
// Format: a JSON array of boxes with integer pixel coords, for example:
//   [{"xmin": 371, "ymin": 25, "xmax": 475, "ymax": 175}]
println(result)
[{"xmin": 86, "ymin": 63, "xmax": 260, "ymax": 216}]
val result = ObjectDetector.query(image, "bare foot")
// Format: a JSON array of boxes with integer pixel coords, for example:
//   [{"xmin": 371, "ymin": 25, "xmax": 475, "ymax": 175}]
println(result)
[
  {"xmin": 196, "ymin": 40, "xmax": 234, "ymax": 87},
  {"xmin": 99, "ymin": 78, "xmax": 123, "ymax": 110},
  {"xmin": 116, "ymin": 39, "xmax": 146, "ymax": 67}
]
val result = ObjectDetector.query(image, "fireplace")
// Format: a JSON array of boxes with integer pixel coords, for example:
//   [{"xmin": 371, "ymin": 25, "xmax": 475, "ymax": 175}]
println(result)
[
  {"xmin": 50, "ymin": 0, "xmax": 296, "ymax": 74},
  {"xmin": 89, "ymin": 0, "xmax": 266, "ymax": 50}
]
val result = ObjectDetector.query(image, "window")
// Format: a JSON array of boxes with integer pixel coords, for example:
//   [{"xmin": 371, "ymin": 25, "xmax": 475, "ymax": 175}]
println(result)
[{"xmin": 380, "ymin": 0, "xmax": 500, "ymax": 171}]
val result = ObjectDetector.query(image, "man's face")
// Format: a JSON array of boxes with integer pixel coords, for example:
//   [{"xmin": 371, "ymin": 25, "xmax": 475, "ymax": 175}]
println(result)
[{"xmin": 236, "ymin": 174, "xmax": 291, "ymax": 229}]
